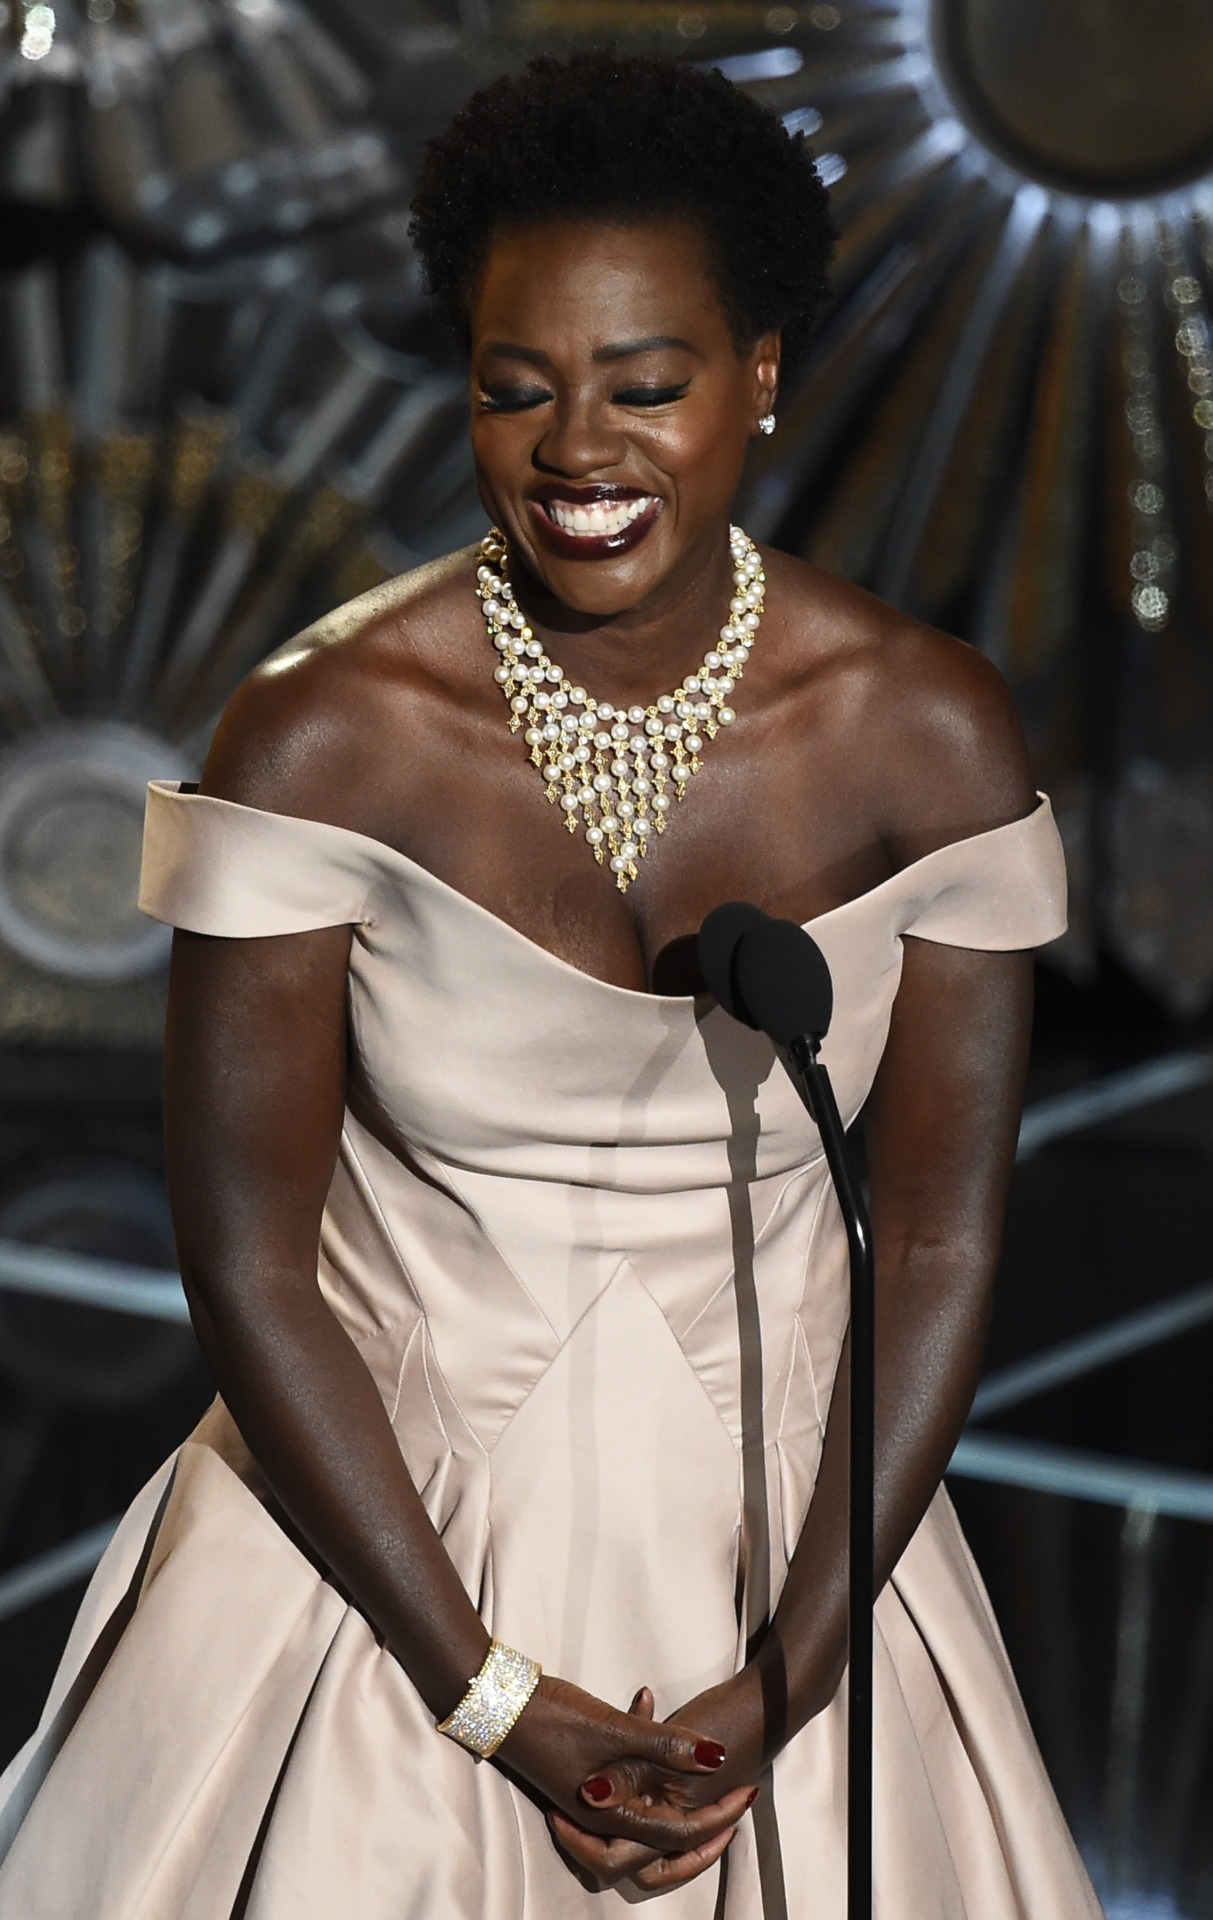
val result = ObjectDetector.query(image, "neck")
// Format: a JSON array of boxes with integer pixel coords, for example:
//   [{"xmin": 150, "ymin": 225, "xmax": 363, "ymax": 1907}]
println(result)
[{"xmin": 506, "ymin": 524, "xmax": 740, "ymax": 704}]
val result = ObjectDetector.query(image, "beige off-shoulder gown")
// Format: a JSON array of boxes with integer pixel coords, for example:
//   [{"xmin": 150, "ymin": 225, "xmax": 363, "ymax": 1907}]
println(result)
[{"xmin": 0, "ymin": 782, "xmax": 1104, "ymax": 1919}]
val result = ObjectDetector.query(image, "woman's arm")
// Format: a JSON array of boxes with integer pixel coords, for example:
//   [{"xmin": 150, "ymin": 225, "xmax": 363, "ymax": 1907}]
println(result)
[
  {"xmin": 166, "ymin": 917, "xmax": 495, "ymax": 1716},
  {"xmin": 736, "ymin": 933, "xmax": 1032, "ymax": 1745}
]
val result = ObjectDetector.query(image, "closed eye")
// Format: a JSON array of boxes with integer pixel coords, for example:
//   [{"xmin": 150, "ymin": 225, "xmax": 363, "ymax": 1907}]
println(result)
[
  {"xmin": 612, "ymin": 383, "xmax": 691, "ymax": 407},
  {"xmin": 477, "ymin": 379, "xmax": 691, "ymax": 413},
  {"xmin": 477, "ymin": 387, "xmax": 552, "ymax": 413}
]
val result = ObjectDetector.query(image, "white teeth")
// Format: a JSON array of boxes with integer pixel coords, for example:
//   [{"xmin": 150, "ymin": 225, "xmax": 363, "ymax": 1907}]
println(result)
[{"xmin": 546, "ymin": 496, "xmax": 656, "ymax": 537}]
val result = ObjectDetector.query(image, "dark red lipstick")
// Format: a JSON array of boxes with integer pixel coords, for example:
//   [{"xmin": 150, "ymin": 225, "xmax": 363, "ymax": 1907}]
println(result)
[{"xmin": 527, "ymin": 484, "xmax": 662, "ymax": 561}]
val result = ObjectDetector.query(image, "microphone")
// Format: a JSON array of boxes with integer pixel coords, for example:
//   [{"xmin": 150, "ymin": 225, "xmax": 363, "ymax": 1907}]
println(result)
[
  {"xmin": 697, "ymin": 901, "xmax": 769, "ymax": 1026},
  {"xmin": 698, "ymin": 905, "xmax": 875, "ymax": 1920},
  {"xmin": 732, "ymin": 914, "xmax": 834, "ymax": 1049}
]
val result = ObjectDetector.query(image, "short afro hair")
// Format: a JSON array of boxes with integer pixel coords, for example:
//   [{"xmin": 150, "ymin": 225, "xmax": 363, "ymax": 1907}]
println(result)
[{"xmin": 409, "ymin": 50, "xmax": 835, "ymax": 369}]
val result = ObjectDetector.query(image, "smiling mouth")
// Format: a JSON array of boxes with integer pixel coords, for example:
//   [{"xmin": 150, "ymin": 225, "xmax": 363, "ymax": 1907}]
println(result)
[{"xmin": 540, "ymin": 495, "xmax": 660, "ymax": 538}]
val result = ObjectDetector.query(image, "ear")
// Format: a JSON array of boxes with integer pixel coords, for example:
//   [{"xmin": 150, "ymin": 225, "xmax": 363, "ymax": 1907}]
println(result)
[{"xmin": 749, "ymin": 330, "xmax": 782, "ymax": 433}]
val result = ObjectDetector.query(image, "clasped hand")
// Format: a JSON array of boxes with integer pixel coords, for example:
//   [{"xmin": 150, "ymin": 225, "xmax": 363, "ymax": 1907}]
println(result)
[{"xmin": 501, "ymin": 1671, "xmax": 762, "ymax": 1894}]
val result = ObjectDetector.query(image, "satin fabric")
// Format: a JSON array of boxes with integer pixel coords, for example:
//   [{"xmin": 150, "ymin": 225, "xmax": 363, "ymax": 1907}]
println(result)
[{"xmin": 0, "ymin": 783, "xmax": 1103, "ymax": 1918}]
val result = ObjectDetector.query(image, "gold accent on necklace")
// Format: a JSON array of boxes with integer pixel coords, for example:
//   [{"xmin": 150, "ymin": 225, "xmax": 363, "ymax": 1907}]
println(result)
[{"xmin": 477, "ymin": 523, "xmax": 765, "ymax": 893}]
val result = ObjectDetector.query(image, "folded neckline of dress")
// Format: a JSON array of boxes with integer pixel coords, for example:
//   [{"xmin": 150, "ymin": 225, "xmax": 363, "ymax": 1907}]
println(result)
[{"xmin": 148, "ymin": 781, "xmax": 1052, "ymax": 1009}]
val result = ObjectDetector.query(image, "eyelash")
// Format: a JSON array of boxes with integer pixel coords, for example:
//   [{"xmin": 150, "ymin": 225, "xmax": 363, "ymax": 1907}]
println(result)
[
  {"xmin": 616, "ymin": 384, "xmax": 691, "ymax": 407},
  {"xmin": 478, "ymin": 382, "xmax": 691, "ymax": 413}
]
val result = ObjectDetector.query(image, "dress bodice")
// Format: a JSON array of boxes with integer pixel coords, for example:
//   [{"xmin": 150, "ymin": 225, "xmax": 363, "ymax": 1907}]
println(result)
[{"xmin": 139, "ymin": 781, "xmax": 1066, "ymax": 1198}]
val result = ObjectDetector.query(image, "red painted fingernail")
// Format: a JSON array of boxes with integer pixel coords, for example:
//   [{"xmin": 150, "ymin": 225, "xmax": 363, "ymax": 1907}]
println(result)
[
  {"xmin": 745, "ymin": 1788, "xmax": 760, "ymax": 1808},
  {"xmin": 583, "ymin": 1776, "xmax": 613, "ymax": 1804},
  {"xmin": 695, "ymin": 1739, "xmax": 727, "ymax": 1768}
]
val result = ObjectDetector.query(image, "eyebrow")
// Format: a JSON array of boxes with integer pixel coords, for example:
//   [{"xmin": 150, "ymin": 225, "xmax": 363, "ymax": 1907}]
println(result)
[{"xmin": 479, "ymin": 335, "xmax": 700, "ymax": 366}]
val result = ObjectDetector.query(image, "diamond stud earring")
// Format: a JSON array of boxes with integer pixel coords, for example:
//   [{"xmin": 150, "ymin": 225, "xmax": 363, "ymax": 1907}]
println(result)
[{"xmin": 758, "ymin": 414, "xmax": 776, "ymax": 436}]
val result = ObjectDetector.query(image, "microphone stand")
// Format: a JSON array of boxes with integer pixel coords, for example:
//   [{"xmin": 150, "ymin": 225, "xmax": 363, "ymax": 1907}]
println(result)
[{"xmin": 785, "ymin": 1034, "xmax": 875, "ymax": 1920}]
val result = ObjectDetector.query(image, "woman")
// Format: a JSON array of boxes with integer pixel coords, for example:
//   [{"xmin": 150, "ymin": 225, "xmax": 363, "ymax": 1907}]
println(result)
[{"xmin": 0, "ymin": 52, "xmax": 1103, "ymax": 1919}]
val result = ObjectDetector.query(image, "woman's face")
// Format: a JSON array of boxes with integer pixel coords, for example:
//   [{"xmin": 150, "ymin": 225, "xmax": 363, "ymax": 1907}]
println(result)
[{"xmin": 469, "ymin": 217, "xmax": 778, "ymax": 620}]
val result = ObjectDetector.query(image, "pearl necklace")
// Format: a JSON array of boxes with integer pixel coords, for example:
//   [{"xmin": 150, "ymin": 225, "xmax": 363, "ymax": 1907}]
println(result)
[{"xmin": 478, "ymin": 523, "xmax": 765, "ymax": 893}]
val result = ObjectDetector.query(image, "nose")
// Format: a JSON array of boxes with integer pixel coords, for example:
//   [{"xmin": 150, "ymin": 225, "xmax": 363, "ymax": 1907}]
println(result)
[{"xmin": 532, "ymin": 392, "xmax": 625, "ymax": 478}]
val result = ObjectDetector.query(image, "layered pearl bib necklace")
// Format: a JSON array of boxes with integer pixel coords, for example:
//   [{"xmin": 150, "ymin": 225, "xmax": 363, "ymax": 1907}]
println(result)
[{"xmin": 478, "ymin": 523, "xmax": 765, "ymax": 893}]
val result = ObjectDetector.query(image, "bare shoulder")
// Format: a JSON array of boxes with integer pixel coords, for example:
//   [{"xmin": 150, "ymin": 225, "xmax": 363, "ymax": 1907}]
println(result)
[
  {"xmin": 200, "ymin": 549, "xmax": 479, "ymax": 823},
  {"xmin": 767, "ymin": 550, "xmax": 1037, "ymax": 864}
]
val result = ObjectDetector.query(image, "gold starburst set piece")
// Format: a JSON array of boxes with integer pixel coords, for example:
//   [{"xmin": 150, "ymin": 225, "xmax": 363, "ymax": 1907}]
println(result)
[{"xmin": 477, "ymin": 523, "xmax": 765, "ymax": 893}]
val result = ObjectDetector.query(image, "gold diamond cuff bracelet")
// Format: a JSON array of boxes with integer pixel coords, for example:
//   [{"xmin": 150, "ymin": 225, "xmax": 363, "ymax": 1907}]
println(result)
[{"xmin": 436, "ymin": 1640, "xmax": 542, "ymax": 1759}]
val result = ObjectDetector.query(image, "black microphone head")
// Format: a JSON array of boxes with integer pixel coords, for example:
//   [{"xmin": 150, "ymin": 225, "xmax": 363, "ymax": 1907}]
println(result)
[
  {"xmin": 697, "ymin": 902, "xmax": 770, "ymax": 1027},
  {"xmin": 734, "ymin": 918, "xmax": 834, "ymax": 1046}
]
